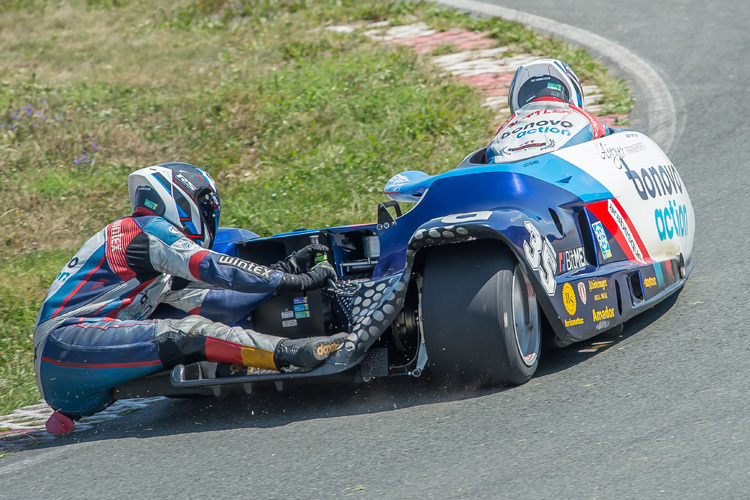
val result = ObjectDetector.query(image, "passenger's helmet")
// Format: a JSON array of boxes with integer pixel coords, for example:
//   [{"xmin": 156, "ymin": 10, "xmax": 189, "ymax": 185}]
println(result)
[
  {"xmin": 508, "ymin": 59, "xmax": 584, "ymax": 114},
  {"xmin": 128, "ymin": 162, "xmax": 221, "ymax": 249}
]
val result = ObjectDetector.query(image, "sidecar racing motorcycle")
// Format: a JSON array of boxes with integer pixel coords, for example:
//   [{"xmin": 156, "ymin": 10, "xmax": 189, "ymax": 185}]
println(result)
[{"xmin": 114, "ymin": 129, "xmax": 694, "ymax": 399}]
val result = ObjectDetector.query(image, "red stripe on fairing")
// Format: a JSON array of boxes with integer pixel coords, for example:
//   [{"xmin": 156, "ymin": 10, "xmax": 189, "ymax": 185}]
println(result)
[
  {"xmin": 204, "ymin": 337, "xmax": 243, "ymax": 364},
  {"xmin": 189, "ymin": 250, "xmax": 209, "ymax": 279},
  {"xmin": 41, "ymin": 356, "xmax": 162, "ymax": 369},
  {"xmin": 586, "ymin": 198, "xmax": 653, "ymax": 264},
  {"xmin": 608, "ymin": 198, "xmax": 652, "ymax": 261},
  {"xmin": 106, "ymin": 218, "xmax": 140, "ymax": 281},
  {"xmin": 51, "ymin": 255, "xmax": 107, "ymax": 319}
]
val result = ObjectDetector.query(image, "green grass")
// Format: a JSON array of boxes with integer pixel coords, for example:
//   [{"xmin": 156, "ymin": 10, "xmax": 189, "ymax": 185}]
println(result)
[{"xmin": 0, "ymin": 0, "xmax": 633, "ymax": 415}]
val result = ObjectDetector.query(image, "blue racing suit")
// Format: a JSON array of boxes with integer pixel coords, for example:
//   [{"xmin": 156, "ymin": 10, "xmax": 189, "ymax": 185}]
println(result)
[{"xmin": 34, "ymin": 214, "xmax": 289, "ymax": 418}]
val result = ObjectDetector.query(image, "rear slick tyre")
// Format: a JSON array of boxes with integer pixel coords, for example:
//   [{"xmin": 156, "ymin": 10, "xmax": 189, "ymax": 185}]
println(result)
[{"xmin": 422, "ymin": 242, "xmax": 541, "ymax": 387}]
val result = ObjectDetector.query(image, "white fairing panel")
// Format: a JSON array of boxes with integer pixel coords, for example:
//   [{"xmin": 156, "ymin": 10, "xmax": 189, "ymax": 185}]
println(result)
[{"xmin": 553, "ymin": 131, "xmax": 694, "ymax": 266}]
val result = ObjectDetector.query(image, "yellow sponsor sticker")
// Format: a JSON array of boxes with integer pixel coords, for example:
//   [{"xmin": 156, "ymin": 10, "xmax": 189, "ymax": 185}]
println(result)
[
  {"xmin": 315, "ymin": 341, "xmax": 343, "ymax": 357},
  {"xmin": 562, "ymin": 282, "xmax": 577, "ymax": 315},
  {"xmin": 588, "ymin": 278, "xmax": 607, "ymax": 291},
  {"xmin": 564, "ymin": 317, "xmax": 584, "ymax": 327},
  {"xmin": 643, "ymin": 276, "xmax": 657, "ymax": 288},
  {"xmin": 592, "ymin": 306, "xmax": 615, "ymax": 322}
]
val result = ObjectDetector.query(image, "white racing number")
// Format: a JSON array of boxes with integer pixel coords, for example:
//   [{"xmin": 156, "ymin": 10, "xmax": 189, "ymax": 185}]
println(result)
[
  {"xmin": 523, "ymin": 221, "xmax": 556, "ymax": 295},
  {"xmin": 440, "ymin": 211, "xmax": 493, "ymax": 224}
]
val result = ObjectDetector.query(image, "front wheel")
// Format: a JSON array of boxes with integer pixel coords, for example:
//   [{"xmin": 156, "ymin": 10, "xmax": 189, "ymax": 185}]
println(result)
[{"xmin": 422, "ymin": 242, "xmax": 541, "ymax": 387}]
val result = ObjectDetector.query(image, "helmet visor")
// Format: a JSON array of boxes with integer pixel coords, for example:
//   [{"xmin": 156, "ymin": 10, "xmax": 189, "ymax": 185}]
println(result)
[
  {"xmin": 517, "ymin": 75, "xmax": 570, "ymax": 108},
  {"xmin": 197, "ymin": 190, "xmax": 220, "ymax": 242}
]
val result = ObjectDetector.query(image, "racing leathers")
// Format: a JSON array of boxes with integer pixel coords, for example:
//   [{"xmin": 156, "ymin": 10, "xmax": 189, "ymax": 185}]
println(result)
[
  {"xmin": 34, "ymin": 214, "xmax": 342, "ymax": 418},
  {"xmin": 487, "ymin": 97, "xmax": 608, "ymax": 163}
]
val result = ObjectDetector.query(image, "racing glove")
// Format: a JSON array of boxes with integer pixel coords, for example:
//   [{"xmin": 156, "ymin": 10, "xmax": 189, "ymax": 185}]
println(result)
[
  {"xmin": 275, "ymin": 261, "xmax": 337, "ymax": 294},
  {"xmin": 273, "ymin": 244, "xmax": 330, "ymax": 274}
]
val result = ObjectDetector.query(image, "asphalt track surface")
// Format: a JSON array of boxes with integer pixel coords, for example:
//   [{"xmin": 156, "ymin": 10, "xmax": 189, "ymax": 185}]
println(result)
[{"xmin": 1, "ymin": 1, "xmax": 748, "ymax": 498}]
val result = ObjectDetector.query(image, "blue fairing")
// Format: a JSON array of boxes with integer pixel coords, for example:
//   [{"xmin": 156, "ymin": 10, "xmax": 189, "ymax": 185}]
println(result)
[
  {"xmin": 212, "ymin": 227, "xmax": 259, "ymax": 256},
  {"xmin": 373, "ymin": 154, "xmax": 613, "ymax": 279}
]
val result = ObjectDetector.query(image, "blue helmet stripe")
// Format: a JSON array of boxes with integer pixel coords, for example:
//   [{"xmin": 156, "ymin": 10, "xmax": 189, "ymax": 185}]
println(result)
[{"xmin": 150, "ymin": 172, "xmax": 172, "ymax": 193}]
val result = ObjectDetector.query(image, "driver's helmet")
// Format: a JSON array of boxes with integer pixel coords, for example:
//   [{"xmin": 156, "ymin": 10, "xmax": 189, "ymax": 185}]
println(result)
[
  {"xmin": 508, "ymin": 59, "xmax": 584, "ymax": 114},
  {"xmin": 128, "ymin": 162, "xmax": 221, "ymax": 249}
]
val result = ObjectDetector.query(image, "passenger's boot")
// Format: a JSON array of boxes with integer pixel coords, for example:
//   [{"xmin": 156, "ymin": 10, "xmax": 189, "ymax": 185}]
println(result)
[
  {"xmin": 273, "ymin": 333, "xmax": 348, "ymax": 369},
  {"xmin": 46, "ymin": 410, "xmax": 76, "ymax": 434}
]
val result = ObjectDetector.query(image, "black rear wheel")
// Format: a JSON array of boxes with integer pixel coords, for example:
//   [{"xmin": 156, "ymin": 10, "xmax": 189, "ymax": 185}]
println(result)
[{"xmin": 422, "ymin": 242, "xmax": 541, "ymax": 387}]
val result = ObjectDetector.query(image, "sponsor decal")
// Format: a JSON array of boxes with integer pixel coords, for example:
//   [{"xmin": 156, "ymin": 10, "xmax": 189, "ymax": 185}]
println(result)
[
  {"xmin": 316, "ymin": 341, "xmax": 343, "ymax": 357},
  {"xmin": 496, "ymin": 140, "xmax": 556, "ymax": 157},
  {"xmin": 619, "ymin": 159, "xmax": 684, "ymax": 201},
  {"xmin": 281, "ymin": 310, "xmax": 294, "ymax": 319},
  {"xmin": 588, "ymin": 278, "xmax": 607, "ymax": 291},
  {"xmin": 577, "ymin": 282, "xmax": 587, "ymax": 304},
  {"xmin": 562, "ymin": 282, "xmax": 577, "ymax": 315},
  {"xmin": 168, "ymin": 226, "xmax": 181, "ymax": 235},
  {"xmin": 513, "ymin": 127, "xmax": 571, "ymax": 140},
  {"xmin": 608, "ymin": 199, "xmax": 645, "ymax": 263},
  {"xmin": 523, "ymin": 221, "xmax": 556, "ymax": 295},
  {"xmin": 593, "ymin": 291, "xmax": 608, "ymax": 301},
  {"xmin": 56, "ymin": 271, "xmax": 72, "ymax": 282},
  {"xmin": 384, "ymin": 173, "xmax": 410, "ymax": 193},
  {"xmin": 293, "ymin": 296, "xmax": 308, "ymax": 305},
  {"xmin": 598, "ymin": 141, "xmax": 646, "ymax": 166},
  {"xmin": 294, "ymin": 310, "xmax": 311, "ymax": 319},
  {"xmin": 591, "ymin": 222, "xmax": 612, "ymax": 260},
  {"xmin": 175, "ymin": 173, "xmax": 197, "ymax": 191},
  {"xmin": 510, "ymin": 140, "xmax": 549, "ymax": 151},
  {"xmin": 217, "ymin": 255, "xmax": 274, "ymax": 280},
  {"xmin": 521, "ymin": 159, "xmax": 540, "ymax": 168},
  {"xmin": 282, "ymin": 319, "xmax": 298, "ymax": 328},
  {"xmin": 654, "ymin": 199, "xmax": 688, "ymax": 241},
  {"xmin": 500, "ymin": 117, "xmax": 574, "ymax": 140},
  {"xmin": 110, "ymin": 219, "xmax": 124, "ymax": 251},
  {"xmin": 643, "ymin": 276, "xmax": 658, "ymax": 288},
  {"xmin": 293, "ymin": 304, "xmax": 309, "ymax": 312},
  {"xmin": 144, "ymin": 199, "xmax": 158, "ymax": 211},
  {"xmin": 592, "ymin": 306, "xmax": 615, "ymax": 322},
  {"xmin": 440, "ymin": 211, "xmax": 492, "ymax": 224},
  {"xmin": 559, "ymin": 246, "xmax": 587, "ymax": 273},
  {"xmin": 564, "ymin": 317, "xmax": 584, "ymax": 327}
]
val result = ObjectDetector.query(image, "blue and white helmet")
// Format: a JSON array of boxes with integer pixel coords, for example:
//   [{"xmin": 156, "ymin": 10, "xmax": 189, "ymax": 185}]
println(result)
[
  {"xmin": 508, "ymin": 59, "xmax": 585, "ymax": 114},
  {"xmin": 128, "ymin": 162, "xmax": 221, "ymax": 249}
]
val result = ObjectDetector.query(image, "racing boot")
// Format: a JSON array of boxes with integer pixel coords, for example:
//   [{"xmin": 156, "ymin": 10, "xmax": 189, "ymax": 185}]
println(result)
[
  {"xmin": 46, "ymin": 410, "xmax": 76, "ymax": 435},
  {"xmin": 273, "ymin": 332, "xmax": 348, "ymax": 370}
]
